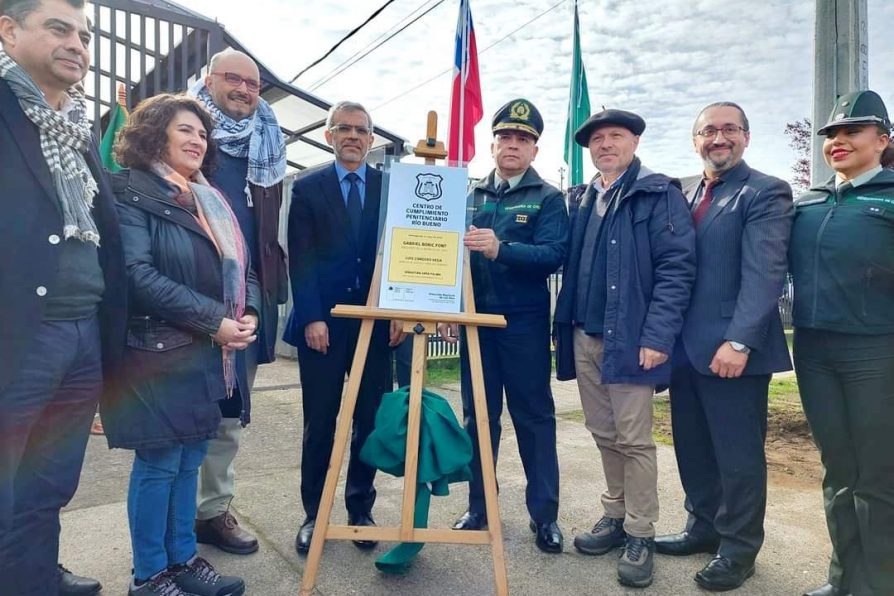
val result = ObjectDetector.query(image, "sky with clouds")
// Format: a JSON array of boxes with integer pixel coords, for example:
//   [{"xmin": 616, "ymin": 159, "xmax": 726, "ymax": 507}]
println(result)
[{"xmin": 177, "ymin": 0, "xmax": 894, "ymax": 188}]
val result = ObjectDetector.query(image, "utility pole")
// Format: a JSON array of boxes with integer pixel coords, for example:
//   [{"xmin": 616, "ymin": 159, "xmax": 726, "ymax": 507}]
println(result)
[
  {"xmin": 813, "ymin": 0, "xmax": 869, "ymax": 185},
  {"xmin": 558, "ymin": 166, "xmax": 566, "ymax": 192}
]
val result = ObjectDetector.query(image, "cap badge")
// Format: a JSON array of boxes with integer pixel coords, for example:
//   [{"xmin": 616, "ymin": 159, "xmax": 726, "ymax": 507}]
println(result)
[{"xmin": 510, "ymin": 101, "xmax": 531, "ymax": 121}]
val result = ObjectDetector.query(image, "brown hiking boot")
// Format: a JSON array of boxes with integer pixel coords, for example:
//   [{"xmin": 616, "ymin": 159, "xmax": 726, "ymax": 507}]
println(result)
[{"xmin": 195, "ymin": 511, "xmax": 258, "ymax": 555}]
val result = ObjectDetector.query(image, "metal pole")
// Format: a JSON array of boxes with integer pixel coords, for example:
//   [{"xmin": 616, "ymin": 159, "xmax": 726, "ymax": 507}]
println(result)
[{"xmin": 812, "ymin": 0, "xmax": 868, "ymax": 186}]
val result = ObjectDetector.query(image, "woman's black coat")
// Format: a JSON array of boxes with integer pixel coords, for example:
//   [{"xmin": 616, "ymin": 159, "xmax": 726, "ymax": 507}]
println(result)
[{"xmin": 101, "ymin": 168, "xmax": 260, "ymax": 450}]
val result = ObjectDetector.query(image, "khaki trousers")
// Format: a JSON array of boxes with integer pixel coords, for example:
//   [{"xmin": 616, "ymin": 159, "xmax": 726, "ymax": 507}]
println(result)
[
  {"xmin": 196, "ymin": 346, "xmax": 258, "ymax": 520},
  {"xmin": 197, "ymin": 418, "xmax": 242, "ymax": 520},
  {"xmin": 573, "ymin": 328, "xmax": 658, "ymax": 538}
]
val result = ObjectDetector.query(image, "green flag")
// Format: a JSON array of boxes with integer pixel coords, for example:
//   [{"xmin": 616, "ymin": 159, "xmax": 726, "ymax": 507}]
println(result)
[
  {"xmin": 563, "ymin": 0, "xmax": 590, "ymax": 188},
  {"xmin": 100, "ymin": 84, "xmax": 128, "ymax": 173}
]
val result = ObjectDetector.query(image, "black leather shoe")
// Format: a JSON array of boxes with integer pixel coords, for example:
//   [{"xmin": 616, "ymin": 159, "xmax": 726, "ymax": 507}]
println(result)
[
  {"xmin": 348, "ymin": 512, "xmax": 378, "ymax": 550},
  {"xmin": 695, "ymin": 556, "xmax": 755, "ymax": 591},
  {"xmin": 803, "ymin": 584, "xmax": 846, "ymax": 596},
  {"xmin": 295, "ymin": 517, "xmax": 315, "ymax": 555},
  {"xmin": 58, "ymin": 564, "xmax": 101, "ymax": 596},
  {"xmin": 654, "ymin": 531, "xmax": 720, "ymax": 556},
  {"xmin": 452, "ymin": 510, "xmax": 488, "ymax": 530},
  {"xmin": 529, "ymin": 520, "xmax": 563, "ymax": 554}
]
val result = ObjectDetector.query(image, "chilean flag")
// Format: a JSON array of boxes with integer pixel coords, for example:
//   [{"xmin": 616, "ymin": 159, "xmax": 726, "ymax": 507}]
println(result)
[{"xmin": 447, "ymin": 0, "xmax": 483, "ymax": 166}]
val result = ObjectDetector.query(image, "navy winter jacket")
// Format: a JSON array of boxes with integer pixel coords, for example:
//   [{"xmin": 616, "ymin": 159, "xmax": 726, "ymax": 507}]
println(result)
[{"xmin": 555, "ymin": 168, "xmax": 696, "ymax": 385}]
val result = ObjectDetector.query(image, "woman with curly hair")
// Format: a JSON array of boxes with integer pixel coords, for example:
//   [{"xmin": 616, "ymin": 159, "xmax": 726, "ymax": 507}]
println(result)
[{"xmin": 102, "ymin": 93, "xmax": 259, "ymax": 596}]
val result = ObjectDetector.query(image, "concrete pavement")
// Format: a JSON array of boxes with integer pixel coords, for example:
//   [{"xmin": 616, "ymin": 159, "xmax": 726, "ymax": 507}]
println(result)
[{"xmin": 62, "ymin": 358, "xmax": 830, "ymax": 595}]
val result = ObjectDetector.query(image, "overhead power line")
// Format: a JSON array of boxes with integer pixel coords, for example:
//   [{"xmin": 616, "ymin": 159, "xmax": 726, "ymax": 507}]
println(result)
[
  {"xmin": 372, "ymin": 0, "xmax": 568, "ymax": 111},
  {"xmin": 289, "ymin": 0, "xmax": 398, "ymax": 83},
  {"xmin": 305, "ymin": 0, "xmax": 442, "ymax": 89},
  {"xmin": 309, "ymin": 0, "xmax": 447, "ymax": 91}
]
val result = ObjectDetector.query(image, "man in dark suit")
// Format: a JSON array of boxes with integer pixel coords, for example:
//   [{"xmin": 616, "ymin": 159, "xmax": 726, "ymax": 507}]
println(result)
[
  {"xmin": 0, "ymin": 1, "xmax": 126, "ymax": 594},
  {"xmin": 283, "ymin": 101, "xmax": 401, "ymax": 554},
  {"xmin": 657, "ymin": 102, "xmax": 794, "ymax": 591}
]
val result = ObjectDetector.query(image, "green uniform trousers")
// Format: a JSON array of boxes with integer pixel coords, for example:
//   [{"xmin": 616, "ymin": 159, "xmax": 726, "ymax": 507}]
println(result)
[{"xmin": 793, "ymin": 328, "xmax": 894, "ymax": 596}]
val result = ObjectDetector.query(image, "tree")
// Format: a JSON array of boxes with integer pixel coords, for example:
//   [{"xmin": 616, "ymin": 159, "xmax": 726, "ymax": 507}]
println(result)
[{"xmin": 784, "ymin": 118, "xmax": 812, "ymax": 192}]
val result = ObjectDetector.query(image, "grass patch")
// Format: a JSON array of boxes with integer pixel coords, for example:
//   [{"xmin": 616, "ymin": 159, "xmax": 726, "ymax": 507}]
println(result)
[
  {"xmin": 558, "ymin": 375, "xmax": 809, "ymax": 446},
  {"xmin": 425, "ymin": 357, "xmax": 461, "ymax": 386}
]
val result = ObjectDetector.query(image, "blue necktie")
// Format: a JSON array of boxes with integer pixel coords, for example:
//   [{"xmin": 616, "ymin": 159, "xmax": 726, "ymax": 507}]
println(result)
[{"xmin": 346, "ymin": 172, "xmax": 362, "ymax": 242}]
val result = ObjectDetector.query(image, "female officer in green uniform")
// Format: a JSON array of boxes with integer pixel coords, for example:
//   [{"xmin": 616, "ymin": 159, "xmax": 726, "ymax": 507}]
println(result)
[{"xmin": 789, "ymin": 90, "xmax": 894, "ymax": 596}]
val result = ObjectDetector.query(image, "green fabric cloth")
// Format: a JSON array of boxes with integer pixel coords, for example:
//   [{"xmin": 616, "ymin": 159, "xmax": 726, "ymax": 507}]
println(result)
[
  {"xmin": 359, "ymin": 386, "xmax": 473, "ymax": 575},
  {"xmin": 563, "ymin": 0, "xmax": 591, "ymax": 187}
]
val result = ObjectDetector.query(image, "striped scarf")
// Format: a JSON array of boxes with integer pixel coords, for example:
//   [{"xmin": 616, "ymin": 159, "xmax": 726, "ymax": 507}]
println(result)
[
  {"xmin": 188, "ymin": 80, "xmax": 286, "ymax": 206},
  {"xmin": 0, "ymin": 49, "xmax": 100, "ymax": 245},
  {"xmin": 152, "ymin": 162, "xmax": 248, "ymax": 396}
]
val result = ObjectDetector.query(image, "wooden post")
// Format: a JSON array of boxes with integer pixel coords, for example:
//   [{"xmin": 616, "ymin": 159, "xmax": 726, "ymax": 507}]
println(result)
[{"xmin": 299, "ymin": 112, "xmax": 509, "ymax": 596}]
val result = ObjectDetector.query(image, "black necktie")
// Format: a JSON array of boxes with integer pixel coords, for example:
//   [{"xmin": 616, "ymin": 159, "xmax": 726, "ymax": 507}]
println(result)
[
  {"xmin": 496, "ymin": 180, "xmax": 510, "ymax": 196},
  {"xmin": 346, "ymin": 172, "xmax": 362, "ymax": 242}
]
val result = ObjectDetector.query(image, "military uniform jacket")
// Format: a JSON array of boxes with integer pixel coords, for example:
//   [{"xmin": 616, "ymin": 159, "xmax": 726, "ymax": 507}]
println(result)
[
  {"xmin": 789, "ymin": 168, "xmax": 894, "ymax": 334},
  {"xmin": 467, "ymin": 167, "xmax": 569, "ymax": 314}
]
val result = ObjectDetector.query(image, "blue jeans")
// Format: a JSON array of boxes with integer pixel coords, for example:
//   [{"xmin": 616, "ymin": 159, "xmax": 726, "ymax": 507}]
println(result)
[
  {"xmin": 0, "ymin": 316, "xmax": 102, "ymax": 596},
  {"xmin": 128, "ymin": 441, "xmax": 209, "ymax": 580}
]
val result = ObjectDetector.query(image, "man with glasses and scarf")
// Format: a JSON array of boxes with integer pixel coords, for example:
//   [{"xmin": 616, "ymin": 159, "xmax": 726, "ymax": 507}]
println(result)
[
  {"xmin": 187, "ymin": 48, "xmax": 289, "ymax": 556},
  {"xmin": 656, "ymin": 102, "xmax": 793, "ymax": 592},
  {"xmin": 0, "ymin": 1, "xmax": 126, "ymax": 594},
  {"xmin": 283, "ymin": 101, "xmax": 403, "ymax": 555}
]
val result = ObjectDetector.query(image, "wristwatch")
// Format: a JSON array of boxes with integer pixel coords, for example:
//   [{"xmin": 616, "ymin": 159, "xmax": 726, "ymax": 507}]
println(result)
[{"xmin": 729, "ymin": 341, "xmax": 751, "ymax": 355}]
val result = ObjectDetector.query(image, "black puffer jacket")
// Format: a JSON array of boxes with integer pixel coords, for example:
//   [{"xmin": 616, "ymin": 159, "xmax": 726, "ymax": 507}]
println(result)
[{"xmin": 101, "ymin": 168, "xmax": 261, "ymax": 450}]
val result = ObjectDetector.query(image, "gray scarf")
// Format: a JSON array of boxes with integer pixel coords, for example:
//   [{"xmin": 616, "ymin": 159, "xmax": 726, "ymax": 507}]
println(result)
[{"xmin": 0, "ymin": 49, "xmax": 100, "ymax": 245}]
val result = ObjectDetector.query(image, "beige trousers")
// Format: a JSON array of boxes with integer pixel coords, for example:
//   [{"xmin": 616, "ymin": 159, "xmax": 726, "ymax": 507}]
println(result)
[
  {"xmin": 196, "ymin": 347, "xmax": 258, "ymax": 520},
  {"xmin": 573, "ymin": 328, "xmax": 658, "ymax": 538},
  {"xmin": 197, "ymin": 417, "xmax": 242, "ymax": 520}
]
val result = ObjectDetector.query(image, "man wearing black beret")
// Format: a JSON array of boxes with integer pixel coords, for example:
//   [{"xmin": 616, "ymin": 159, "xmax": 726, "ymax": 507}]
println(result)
[
  {"xmin": 554, "ymin": 108, "xmax": 696, "ymax": 587},
  {"xmin": 440, "ymin": 98, "xmax": 569, "ymax": 554}
]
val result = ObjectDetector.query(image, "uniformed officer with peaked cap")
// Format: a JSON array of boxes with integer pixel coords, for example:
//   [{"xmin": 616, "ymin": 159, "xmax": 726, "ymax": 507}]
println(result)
[
  {"xmin": 440, "ymin": 98, "xmax": 570, "ymax": 554},
  {"xmin": 790, "ymin": 89, "xmax": 894, "ymax": 596}
]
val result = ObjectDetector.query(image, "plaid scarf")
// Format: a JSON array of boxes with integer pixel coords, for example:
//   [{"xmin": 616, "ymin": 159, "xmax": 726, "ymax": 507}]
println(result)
[
  {"xmin": 0, "ymin": 49, "xmax": 100, "ymax": 245},
  {"xmin": 189, "ymin": 80, "xmax": 286, "ymax": 206},
  {"xmin": 151, "ymin": 161, "xmax": 248, "ymax": 396}
]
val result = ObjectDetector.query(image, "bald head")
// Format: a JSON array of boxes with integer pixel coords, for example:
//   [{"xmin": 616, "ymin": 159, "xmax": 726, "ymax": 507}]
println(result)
[{"xmin": 205, "ymin": 49, "xmax": 260, "ymax": 120}]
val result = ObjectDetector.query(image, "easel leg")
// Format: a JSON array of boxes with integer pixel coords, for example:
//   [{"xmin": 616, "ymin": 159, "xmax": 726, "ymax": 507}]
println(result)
[
  {"xmin": 465, "ymin": 325, "xmax": 509, "ymax": 595},
  {"xmin": 300, "ymin": 317, "xmax": 375, "ymax": 596},
  {"xmin": 399, "ymin": 331, "xmax": 428, "ymax": 540}
]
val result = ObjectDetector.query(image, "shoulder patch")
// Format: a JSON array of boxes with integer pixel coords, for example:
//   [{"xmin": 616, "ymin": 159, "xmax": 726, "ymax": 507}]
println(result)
[{"xmin": 794, "ymin": 197, "xmax": 829, "ymax": 207}]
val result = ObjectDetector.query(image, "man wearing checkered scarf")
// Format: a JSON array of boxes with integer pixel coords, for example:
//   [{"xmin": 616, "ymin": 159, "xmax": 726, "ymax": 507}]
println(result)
[{"xmin": 0, "ymin": 1, "xmax": 126, "ymax": 594}]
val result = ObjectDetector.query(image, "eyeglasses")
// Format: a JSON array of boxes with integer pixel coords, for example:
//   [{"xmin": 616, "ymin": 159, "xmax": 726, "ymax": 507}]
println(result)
[
  {"xmin": 210, "ymin": 71, "xmax": 260, "ymax": 93},
  {"xmin": 329, "ymin": 124, "xmax": 372, "ymax": 137},
  {"xmin": 695, "ymin": 125, "xmax": 747, "ymax": 138}
]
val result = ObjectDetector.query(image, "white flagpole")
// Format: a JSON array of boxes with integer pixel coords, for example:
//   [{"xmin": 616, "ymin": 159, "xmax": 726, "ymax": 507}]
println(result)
[{"xmin": 458, "ymin": 0, "xmax": 468, "ymax": 166}]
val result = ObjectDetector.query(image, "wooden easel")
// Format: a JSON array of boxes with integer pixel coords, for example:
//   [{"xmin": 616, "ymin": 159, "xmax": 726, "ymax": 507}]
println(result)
[{"xmin": 299, "ymin": 112, "xmax": 510, "ymax": 595}]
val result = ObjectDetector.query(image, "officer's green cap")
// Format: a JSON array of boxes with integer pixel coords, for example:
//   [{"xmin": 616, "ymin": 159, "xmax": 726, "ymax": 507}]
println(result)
[
  {"xmin": 817, "ymin": 90, "xmax": 890, "ymax": 135},
  {"xmin": 492, "ymin": 99, "xmax": 543, "ymax": 140}
]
